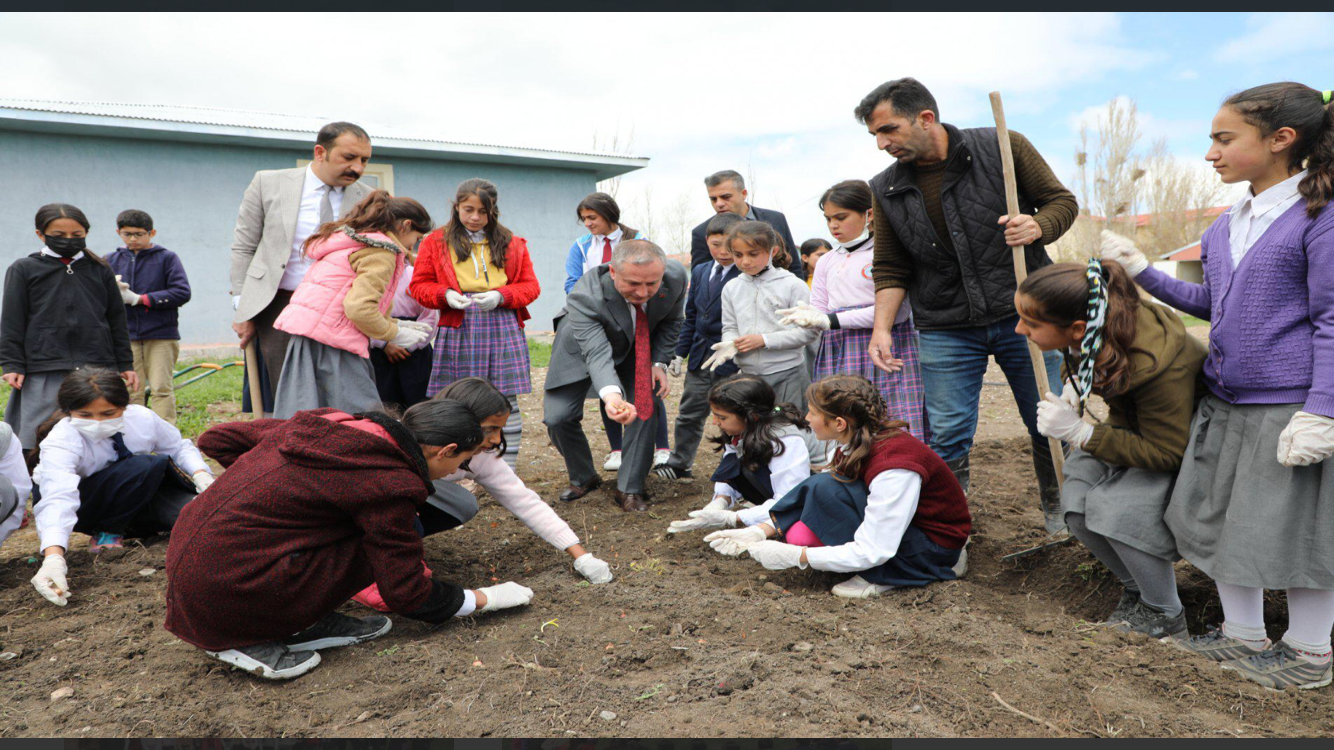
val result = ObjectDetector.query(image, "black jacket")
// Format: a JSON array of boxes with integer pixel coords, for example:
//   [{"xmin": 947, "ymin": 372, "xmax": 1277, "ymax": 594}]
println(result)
[
  {"xmin": 1, "ymin": 253, "xmax": 134, "ymax": 375},
  {"xmin": 690, "ymin": 205, "xmax": 805, "ymax": 279}
]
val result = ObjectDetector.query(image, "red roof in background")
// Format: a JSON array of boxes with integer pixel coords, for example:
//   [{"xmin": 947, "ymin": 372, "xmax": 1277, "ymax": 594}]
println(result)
[
  {"xmin": 1088, "ymin": 205, "xmax": 1229, "ymax": 228},
  {"xmin": 1163, "ymin": 241, "xmax": 1201, "ymax": 261}
]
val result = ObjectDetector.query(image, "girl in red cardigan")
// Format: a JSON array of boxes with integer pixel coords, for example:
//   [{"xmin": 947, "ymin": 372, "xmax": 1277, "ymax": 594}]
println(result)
[
  {"xmin": 705, "ymin": 374, "xmax": 971, "ymax": 598},
  {"xmin": 409, "ymin": 178, "xmax": 540, "ymax": 468}
]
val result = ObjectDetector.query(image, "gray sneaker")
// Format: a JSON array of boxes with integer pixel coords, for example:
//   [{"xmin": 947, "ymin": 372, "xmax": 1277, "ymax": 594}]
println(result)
[
  {"xmin": 1173, "ymin": 626, "xmax": 1270, "ymax": 662},
  {"xmin": 207, "ymin": 642, "xmax": 321, "ymax": 680},
  {"xmin": 1223, "ymin": 641, "xmax": 1334, "ymax": 690},
  {"xmin": 1103, "ymin": 588, "xmax": 1142, "ymax": 626},
  {"xmin": 283, "ymin": 612, "xmax": 391, "ymax": 651},
  {"xmin": 1113, "ymin": 600, "xmax": 1187, "ymax": 640}
]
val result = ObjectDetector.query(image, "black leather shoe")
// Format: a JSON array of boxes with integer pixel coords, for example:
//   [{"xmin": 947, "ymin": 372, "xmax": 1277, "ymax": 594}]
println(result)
[
  {"xmin": 612, "ymin": 489, "xmax": 649, "ymax": 512},
  {"xmin": 558, "ymin": 476, "xmax": 602, "ymax": 502}
]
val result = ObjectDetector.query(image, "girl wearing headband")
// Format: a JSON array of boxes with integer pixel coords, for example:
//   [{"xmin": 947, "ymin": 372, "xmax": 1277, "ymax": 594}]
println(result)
[{"xmin": 1015, "ymin": 258, "xmax": 1206, "ymax": 639}]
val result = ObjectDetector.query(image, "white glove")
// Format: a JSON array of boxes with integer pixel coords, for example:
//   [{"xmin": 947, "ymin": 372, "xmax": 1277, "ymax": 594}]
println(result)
[
  {"xmin": 704, "ymin": 493, "xmax": 735, "ymax": 511},
  {"xmin": 444, "ymin": 289, "xmax": 474, "ymax": 310},
  {"xmin": 32, "ymin": 554, "xmax": 70, "ymax": 606},
  {"xmin": 747, "ymin": 540, "xmax": 809, "ymax": 571},
  {"xmin": 667, "ymin": 507, "xmax": 740, "ymax": 534},
  {"xmin": 1036, "ymin": 383, "xmax": 1094, "ymax": 447},
  {"xmin": 390, "ymin": 320, "xmax": 434, "ymax": 349},
  {"xmin": 1099, "ymin": 230, "xmax": 1149, "ymax": 277},
  {"xmin": 667, "ymin": 355, "xmax": 686, "ymax": 378},
  {"xmin": 701, "ymin": 341, "xmax": 738, "ymax": 371},
  {"xmin": 704, "ymin": 525, "xmax": 768, "ymax": 556},
  {"xmin": 117, "ymin": 279, "xmax": 141, "ymax": 306},
  {"xmin": 777, "ymin": 304, "xmax": 830, "ymax": 331},
  {"xmin": 1277, "ymin": 411, "xmax": 1334, "ymax": 467},
  {"xmin": 475, "ymin": 581, "xmax": 534, "ymax": 613},
  {"xmin": 192, "ymin": 471, "xmax": 214, "ymax": 494},
  {"xmin": 572, "ymin": 552, "xmax": 613, "ymax": 584},
  {"xmin": 470, "ymin": 290, "xmax": 504, "ymax": 312}
]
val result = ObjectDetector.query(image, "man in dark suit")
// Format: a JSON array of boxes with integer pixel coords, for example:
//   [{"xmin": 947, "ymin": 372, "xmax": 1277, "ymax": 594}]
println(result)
[
  {"xmin": 688, "ymin": 169, "xmax": 804, "ymax": 278},
  {"xmin": 543, "ymin": 240, "xmax": 687, "ymax": 512}
]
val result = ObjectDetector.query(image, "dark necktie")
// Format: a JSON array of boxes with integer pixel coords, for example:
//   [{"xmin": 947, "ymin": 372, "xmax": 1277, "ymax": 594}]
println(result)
[
  {"xmin": 600, "ymin": 237, "xmax": 613, "ymax": 264},
  {"xmin": 633, "ymin": 304, "xmax": 653, "ymax": 421},
  {"xmin": 110, "ymin": 432, "xmax": 133, "ymax": 462},
  {"xmin": 709, "ymin": 264, "xmax": 724, "ymax": 299}
]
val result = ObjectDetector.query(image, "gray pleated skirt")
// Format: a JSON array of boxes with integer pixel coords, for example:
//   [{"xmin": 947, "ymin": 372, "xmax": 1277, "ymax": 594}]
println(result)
[
  {"xmin": 272, "ymin": 335, "xmax": 382, "ymax": 420},
  {"xmin": 4, "ymin": 370, "xmax": 70, "ymax": 449},
  {"xmin": 1165, "ymin": 396, "xmax": 1334, "ymax": 590},
  {"xmin": 1062, "ymin": 447, "xmax": 1179, "ymax": 560},
  {"xmin": 758, "ymin": 365, "xmax": 811, "ymax": 413}
]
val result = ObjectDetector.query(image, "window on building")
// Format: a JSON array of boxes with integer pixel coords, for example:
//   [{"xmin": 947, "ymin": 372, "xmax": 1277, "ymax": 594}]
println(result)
[{"xmin": 297, "ymin": 159, "xmax": 395, "ymax": 195}]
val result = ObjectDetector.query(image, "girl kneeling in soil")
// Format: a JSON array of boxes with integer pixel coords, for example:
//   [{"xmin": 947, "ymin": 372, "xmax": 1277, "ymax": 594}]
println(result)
[
  {"xmin": 1015, "ymin": 259, "xmax": 1205, "ymax": 639},
  {"xmin": 664, "ymin": 375, "xmax": 825, "ymax": 535},
  {"xmin": 350, "ymin": 377, "xmax": 612, "ymax": 610},
  {"xmin": 29, "ymin": 369, "xmax": 213, "ymax": 606},
  {"xmin": 1101, "ymin": 82, "xmax": 1334, "ymax": 690},
  {"xmin": 164, "ymin": 400, "xmax": 535, "ymax": 681},
  {"xmin": 704, "ymin": 375, "xmax": 970, "ymax": 598}
]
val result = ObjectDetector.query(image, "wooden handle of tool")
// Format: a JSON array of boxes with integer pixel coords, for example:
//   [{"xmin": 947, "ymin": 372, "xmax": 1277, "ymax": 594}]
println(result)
[
  {"xmin": 243, "ymin": 340, "xmax": 264, "ymax": 420},
  {"xmin": 989, "ymin": 91, "xmax": 1065, "ymax": 481}
]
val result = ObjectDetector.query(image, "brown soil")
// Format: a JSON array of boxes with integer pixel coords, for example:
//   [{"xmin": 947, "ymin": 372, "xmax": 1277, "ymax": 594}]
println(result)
[{"xmin": 2, "ymin": 357, "xmax": 1332, "ymax": 739}]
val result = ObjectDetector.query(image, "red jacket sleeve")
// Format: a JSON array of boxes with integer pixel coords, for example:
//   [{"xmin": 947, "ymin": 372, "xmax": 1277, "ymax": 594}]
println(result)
[
  {"xmin": 407, "ymin": 230, "xmax": 451, "ymax": 310},
  {"xmin": 197, "ymin": 419, "xmax": 288, "ymax": 468},
  {"xmin": 498, "ymin": 238, "xmax": 541, "ymax": 309}
]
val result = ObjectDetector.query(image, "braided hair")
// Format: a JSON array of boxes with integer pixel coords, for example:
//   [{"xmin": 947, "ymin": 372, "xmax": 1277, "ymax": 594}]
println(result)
[{"xmin": 805, "ymin": 374, "xmax": 907, "ymax": 480}]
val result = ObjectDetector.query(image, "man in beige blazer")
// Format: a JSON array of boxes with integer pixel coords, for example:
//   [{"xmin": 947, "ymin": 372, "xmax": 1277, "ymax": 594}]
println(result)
[{"xmin": 230, "ymin": 121, "xmax": 374, "ymax": 409}]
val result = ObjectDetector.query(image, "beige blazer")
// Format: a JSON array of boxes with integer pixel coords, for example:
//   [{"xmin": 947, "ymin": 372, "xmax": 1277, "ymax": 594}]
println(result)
[{"xmin": 230, "ymin": 166, "xmax": 373, "ymax": 323}]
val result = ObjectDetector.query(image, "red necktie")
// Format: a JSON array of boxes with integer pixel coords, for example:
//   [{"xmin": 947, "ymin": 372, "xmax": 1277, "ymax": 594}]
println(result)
[
  {"xmin": 600, "ymin": 237, "xmax": 613, "ymax": 263},
  {"xmin": 634, "ymin": 304, "xmax": 653, "ymax": 421}
]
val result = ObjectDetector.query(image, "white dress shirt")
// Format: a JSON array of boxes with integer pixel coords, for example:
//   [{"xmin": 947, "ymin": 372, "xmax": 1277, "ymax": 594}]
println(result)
[
  {"xmin": 708, "ymin": 434, "xmax": 814, "ymax": 527},
  {"xmin": 0, "ymin": 435, "xmax": 33, "ymax": 548},
  {"xmin": 1228, "ymin": 169, "xmax": 1307, "ymax": 267},
  {"xmin": 803, "ymin": 468, "xmax": 922, "ymax": 573},
  {"xmin": 32, "ymin": 405, "xmax": 210, "ymax": 551},
  {"xmin": 279, "ymin": 165, "xmax": 346, "ymax": 291},
  {"xmin": 583, "ymin": 226, "xmax": 624, "ymax": 275},
  {"xmin": 40, "ymin": 246, "xmax": 85, "ymax": 263}
]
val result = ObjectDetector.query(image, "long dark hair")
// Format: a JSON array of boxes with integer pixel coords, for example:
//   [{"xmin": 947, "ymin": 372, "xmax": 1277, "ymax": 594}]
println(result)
[
  {"xmin": 445, "ymin": 178, "xmax": 514, "ymax": 267},
  {"xmin": 1017, "ymin": 260, "xmax": 1146, "ymax": 398},
  {"xmin": 1224, "ymin": 82, "xmax": 1334, "ymax": 218},
  {"xmin": 706, "ymin": 375, "xmax": 808, "ymax": 471},
  {"xmin": 27, "ymin": 368, "xmax": 131, "ymax": 471},
  {"xmin": 806, "ymin": 375, "xmax": 906, "ymax": 481},
  {"xmin": 303, "ymin": 190, "xmax": 432, "ymax": 254},
  {"xmin": 576, "ymin": 192, "xmax": 638, "ymax": 239},
  {"xmin": 34, "ymin": 203, "xmax": 109, "ymax": 268},
  {"xmin": 399, "ymin": 399, "xmax": 484, "ymax": 453},
  {"xmin": 434, "ymin": 377, "xmax": 511, "ymax": 456},
  {"xmin": 726, "ymin": 221, "xmax": 789, "ymax": 269}
]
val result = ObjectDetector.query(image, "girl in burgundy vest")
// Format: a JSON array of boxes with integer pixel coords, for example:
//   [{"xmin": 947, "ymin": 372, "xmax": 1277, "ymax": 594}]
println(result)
[{"xmin": 704, "ymin": 374, "xmax": 970, "ymax": 599}]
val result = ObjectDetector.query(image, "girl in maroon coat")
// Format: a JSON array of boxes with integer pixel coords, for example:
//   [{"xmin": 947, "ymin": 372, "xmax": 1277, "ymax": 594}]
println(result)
[{"xmin": 164, "ymin": 400, "xmax": 537, "ymax": 680}]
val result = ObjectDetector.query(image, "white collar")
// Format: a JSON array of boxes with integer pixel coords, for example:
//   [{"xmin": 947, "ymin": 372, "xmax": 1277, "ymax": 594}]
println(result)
[
  {"xmin": 596, "ymin": 226, "xmax": 623, "ymax": 244},
  {"xmin": 1236, "ymin": 169, "xmax": 1306, "ymax": 218},
  {"xmin": 837, "ymin": 234, "xmax": 873, "ymax": 253},
  {"xmin": 305, "ymin": 164, "xmax": 345, "ymax": 195},
  {"xmin": 712, "ymin": 260, "xmax": 733, "ymax": 275},
  {"xmin": 41, "ymin": 246, "xmax": 85, "ymax": 262},
  {"xmin": 466, "ymin": 228, "xmax": 488, "ymax": 244}
]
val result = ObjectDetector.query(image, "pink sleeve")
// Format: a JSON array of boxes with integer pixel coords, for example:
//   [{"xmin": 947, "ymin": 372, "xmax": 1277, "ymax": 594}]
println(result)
[
  {"xmin": 809, "ymin": 254, "xmax": 831, "ymax": 314},
  {"xmin": 468, "ymin": 453, "xmax": 580, "ymax": 550}
]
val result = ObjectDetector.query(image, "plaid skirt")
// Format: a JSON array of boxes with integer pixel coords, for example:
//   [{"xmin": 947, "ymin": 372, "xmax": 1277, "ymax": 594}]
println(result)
[
  {"xmin": 426, "ymin": 307, "xmax": 532, "ymax": 398},
  {"xmin": 814, "ymin": 316, "xmax": 930, "ymax": 444}
]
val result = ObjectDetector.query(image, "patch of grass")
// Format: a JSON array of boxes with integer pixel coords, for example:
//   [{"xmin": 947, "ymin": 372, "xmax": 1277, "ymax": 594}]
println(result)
[
  {"xmin": 1179, "ymin": 315, "xmax": 1208, "ymax": 328},
  {"xmin": 528, "ymin": 338, "xmax": 552, "ymax": 368}
]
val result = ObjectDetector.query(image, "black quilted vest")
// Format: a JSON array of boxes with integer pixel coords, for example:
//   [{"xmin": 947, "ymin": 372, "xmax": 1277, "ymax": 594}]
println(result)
[{"xmin": 870, "ymin": 123, "xmax": 1052, "ymax": 330}]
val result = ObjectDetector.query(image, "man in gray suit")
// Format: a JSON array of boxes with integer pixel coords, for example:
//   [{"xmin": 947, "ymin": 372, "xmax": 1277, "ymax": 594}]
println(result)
[
  {"xmin": 544, "ymin": 240, "xmax": 687, "ymax": 512},
  {"xmin": 229, "ymin": 121, "xmax": 375, "ymax": 409}
]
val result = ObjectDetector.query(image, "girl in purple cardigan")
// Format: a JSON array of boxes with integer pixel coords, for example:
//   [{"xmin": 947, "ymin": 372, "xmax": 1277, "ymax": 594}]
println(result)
[{"xmin": 1101, "ymin": 82, "xmax": 1334, "ymax": 690}]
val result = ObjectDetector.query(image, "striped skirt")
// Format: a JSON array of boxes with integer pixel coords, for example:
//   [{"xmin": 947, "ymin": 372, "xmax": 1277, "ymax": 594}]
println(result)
[
  {"xmin": 426, "ymin": 307, "xmax": 532, "ymax": 398},
  {"xmin": 814, "ymin": 316, "xmax": 930, "ymax": 444}
]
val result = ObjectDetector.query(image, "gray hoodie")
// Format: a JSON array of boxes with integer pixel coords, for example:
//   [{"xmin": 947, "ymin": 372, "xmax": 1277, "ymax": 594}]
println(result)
[{"xmin": 721, "ymin": 266, "xmax": 818, "ymax": 373}]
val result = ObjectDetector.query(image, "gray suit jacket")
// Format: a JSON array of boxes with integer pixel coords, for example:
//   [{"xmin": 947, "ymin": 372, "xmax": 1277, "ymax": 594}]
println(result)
[
  {"xmin": 546, "ymin": 262, "xmax": 688, "ymax": 393},
  {"xmin": 230, "ymin": 166, "xmax": 373, "ymax": 323}
]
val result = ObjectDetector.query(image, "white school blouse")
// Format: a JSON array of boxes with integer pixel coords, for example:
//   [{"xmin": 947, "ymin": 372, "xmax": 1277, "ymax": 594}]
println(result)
[
  {"xmin": 713, "ymin": 434, "xmax": 814, "ymax": 527},
  {"xmin": 32, "ymin": 405, "xmax": 210, "ymax": 552},
  {"xmin": 440, "ymin": 450, "xmax": 579, "ymax": 550},
  {"xmin": 0, "ymin": 435, "xmax": 33, "ymax": 548},
  {"xmin": 1228, "ymin": 168, "xmax": 1307, "ymax": 266},
  {"xmin": 803, "ymin": 468, "xmax": 922, "ymax": 573}
]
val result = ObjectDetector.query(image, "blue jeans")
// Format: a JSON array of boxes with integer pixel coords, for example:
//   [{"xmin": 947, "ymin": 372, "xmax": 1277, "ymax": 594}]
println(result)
[{"xmin": 916, "ymin": 315, "xmax": 1062, "ymax": 461}]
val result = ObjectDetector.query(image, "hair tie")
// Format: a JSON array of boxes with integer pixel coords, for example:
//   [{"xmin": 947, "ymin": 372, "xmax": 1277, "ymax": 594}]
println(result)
[
  {"xmin": 774, "ymin": 406, "xmax": 782, "ymax": 412},
  {"xmin": 1070, "ymin": 257, "xmax": 1109, "ymax": 413},
  {"xmin": 1324, "ymin": 90, "xmax": 1333, "ymax": 105}
]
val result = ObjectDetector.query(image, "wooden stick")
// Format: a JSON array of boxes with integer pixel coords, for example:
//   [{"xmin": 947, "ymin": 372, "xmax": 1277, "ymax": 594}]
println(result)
[
  {"xmin": 243, "ymin": 340, "xmax": 264, "ymax": 420},
  {"xmin": 989, "ymin": 91, "xmax": 1064, "ymax": 482},
  {"xmin": 991, "ymin": 691, "xmax": 1064, "ymax": 735}
]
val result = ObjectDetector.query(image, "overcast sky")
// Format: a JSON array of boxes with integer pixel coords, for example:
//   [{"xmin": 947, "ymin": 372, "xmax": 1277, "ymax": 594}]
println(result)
[{"xmin": 4, "ymin": 11, "xmax": 1332, "ymax": 249}]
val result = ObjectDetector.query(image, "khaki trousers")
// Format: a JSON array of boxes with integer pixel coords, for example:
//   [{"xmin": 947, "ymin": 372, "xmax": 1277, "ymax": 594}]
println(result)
[{"xmin": 131, "ymin": 339, "xmax": 181, "ymax": 423}]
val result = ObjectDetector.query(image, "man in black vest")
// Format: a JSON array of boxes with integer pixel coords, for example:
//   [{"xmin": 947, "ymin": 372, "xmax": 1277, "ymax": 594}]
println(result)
[
  {"xmin": 861, "ymin": 78, "xmax": 1078, "ymax": 535},
  {"xmin": 688, "ymin": 170, "xmax": 805, "ymax": 279}
]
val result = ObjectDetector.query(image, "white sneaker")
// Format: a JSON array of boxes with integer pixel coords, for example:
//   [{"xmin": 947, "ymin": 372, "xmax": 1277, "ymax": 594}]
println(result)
[
  {"xmin": 653, "ymin": 448, "xmax": 671, "ymax": 468},
  {"xmin": 603, "ymin": 451, "xmax": 622, "ymax": 471},
  {"xmin": 831, "ymin": 575, "xmax": 897, "ymax": 599}
]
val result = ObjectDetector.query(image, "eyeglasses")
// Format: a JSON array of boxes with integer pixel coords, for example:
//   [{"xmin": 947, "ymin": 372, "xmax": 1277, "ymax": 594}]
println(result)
[{"xmin": 119, "ymin": 231, "xmax": 149, "ymax": 239}]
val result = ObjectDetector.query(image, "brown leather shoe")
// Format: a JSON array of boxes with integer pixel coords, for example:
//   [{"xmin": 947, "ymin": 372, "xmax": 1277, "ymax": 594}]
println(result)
[
  {"xmin": 558, "ymin": 476, "xmax": 602, "ymax": 503},
  {"xmin": 612, "ymin": 489, "xmax": 649, "ymax": 512}
]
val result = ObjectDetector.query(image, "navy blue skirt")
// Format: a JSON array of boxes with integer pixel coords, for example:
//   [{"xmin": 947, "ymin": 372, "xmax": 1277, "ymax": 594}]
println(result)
[
  {"xmin": 771, "ymin": 472, "xmax": 960, "ymax": 588},
  {"xmin": 710, "ymin": 452, "xmax": 774, "ymax": 507},
  {"xmin": 36, "ymin": 454, "xmax": 197, "ymax": 538}
]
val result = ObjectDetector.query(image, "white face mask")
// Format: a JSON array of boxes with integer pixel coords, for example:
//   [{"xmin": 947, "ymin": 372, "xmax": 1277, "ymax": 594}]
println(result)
[{"xmin": 69, "ymin": 416, "xmax": 125, "ymax": 441}]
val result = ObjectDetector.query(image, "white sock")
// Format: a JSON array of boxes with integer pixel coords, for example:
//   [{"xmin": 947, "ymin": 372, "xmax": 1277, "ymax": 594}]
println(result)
[
  {"xmin": 1283, "ymin": 588, "xmax": 1334, "ymax": 664},
  {"xmin": 1216, "ymin": 582, "xmax": 1265, "ymax": 630},
  {"xmin": 1222, "ymin": 620, "xmax": 1269, "ymax": 650}
]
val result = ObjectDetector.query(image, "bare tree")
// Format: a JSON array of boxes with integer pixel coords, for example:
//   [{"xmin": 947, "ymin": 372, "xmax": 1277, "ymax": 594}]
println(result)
[
  {"xmin": 1139, "ymin": 137, "xmax": 1229, "ymax": 258},
  {"xmin": 592, "ymin": 124, "xmax": 636, "ymax": 199},
  {"xmin": 663, "ymin": 191, "xmax": 696, "ymax": 258},
  {"xmin": 1053, "ymin": 98, "xmax": 1145, "ymax": 262}
]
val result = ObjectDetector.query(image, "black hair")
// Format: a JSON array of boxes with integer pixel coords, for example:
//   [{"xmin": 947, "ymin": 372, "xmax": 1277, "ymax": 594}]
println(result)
[
  {"xmin": 726, "ymin": 220, "xmax": 790, "ymax": 268},
  {"xmin": 434, "ymin": 377, "xmax": 512, "ymax": 456},
  {"xmin": 315, "ymin": 121, "xmax": 370, "ymax": 152},
  {"xmin": 819, "ymin": 179, "xmax": 874, "ymax": 214},
  {"xmin": 116, "ymin": 209, "xmax": 154, "ymax": 232},
  {"xmin": 704, "ymin": 170, "xmax": 744, "ymax": 190},
  {"xmin": 445, "ymin": 178, "xmax": 514, "ymax": 268},
  {"xmin": 705, "ymin": 211, "xmax": 745, "ymax": 237},
  {"xmin": 800, "ymin": 237, "xmax": 833, "ymax": 257},
  {"xmin": 400, "ymin": 399, "xmax": 484, "ymax": 454},
  {"xmin": 1224, "ymin": 82, "xmax": 1334, "ymax": 218},
  {"xmin": 706, "ymin": 374, "xmax": 809, "ymax": 471},
  {"xmin": 576, "ymin": 191, "xmax": 638, "ymax": 239},
  {"xmin": 34, "ymin": 203, "xmax": 109, "ymax": 268},
  {"xmin": 27, "ymin": 368, "xmax": 131, "ymax": 471},
  {"xmin": 854, "ymin": 77, "xmax": 939, "ymax": 125}
]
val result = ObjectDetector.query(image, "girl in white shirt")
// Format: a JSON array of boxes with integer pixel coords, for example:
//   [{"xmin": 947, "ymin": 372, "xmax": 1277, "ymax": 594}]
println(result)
[
  {"xmin": 665, "ymin": 375, "xmax": 825, "ymax": 535},
  {"xmin": 704, "ymin": 374, "xmax": 971, "ymax": 599},
  {"xmin": 0, "ymin": 422, "xmax": 33, "ymax": 550},
  {"xmin": 29, "ymin": 368, "xmax": 213, "ymax": 607}
]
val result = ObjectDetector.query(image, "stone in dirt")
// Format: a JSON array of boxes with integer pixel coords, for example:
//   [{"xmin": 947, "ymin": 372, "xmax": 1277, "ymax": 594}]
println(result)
[
  {"xmin": 599, "ymin": 710, "xmax": 617, "ymax": 721},
  {"xmin": 50, "ymin": 687, "xmax": 74, "ymax": 702},
  {"xmin": 791, "ymin": 642, "xmax": 814, "ymax": 652}
]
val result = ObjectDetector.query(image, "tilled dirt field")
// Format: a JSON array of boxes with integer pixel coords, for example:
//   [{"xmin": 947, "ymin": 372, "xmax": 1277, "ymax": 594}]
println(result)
[{"xmin": 2, "ymin": 359, "xmax": 1332, "ymax": 738}]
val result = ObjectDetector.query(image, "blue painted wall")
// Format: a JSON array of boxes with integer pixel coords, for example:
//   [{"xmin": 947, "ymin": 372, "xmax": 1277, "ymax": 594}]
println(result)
[{"xmin": 0, "ymin": 128, "xmax": 597, "ymax": 345}]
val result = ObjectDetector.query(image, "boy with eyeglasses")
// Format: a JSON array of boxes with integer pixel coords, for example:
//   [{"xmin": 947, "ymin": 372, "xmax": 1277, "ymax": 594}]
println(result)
[{"xmin": 107, "ymin": 209, "xmax": 192, "ymax": 422}]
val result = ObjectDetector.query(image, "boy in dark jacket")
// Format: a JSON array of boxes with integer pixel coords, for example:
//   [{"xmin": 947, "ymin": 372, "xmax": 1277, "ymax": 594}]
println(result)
[{"xmin": 107, "ymin": 210, "xmax": 191, "ymax": 423}]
